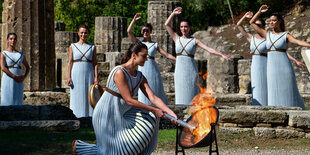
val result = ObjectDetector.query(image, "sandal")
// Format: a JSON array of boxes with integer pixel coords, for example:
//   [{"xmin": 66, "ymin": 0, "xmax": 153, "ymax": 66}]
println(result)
[{"xmin": 72, "ymin": 140, "xmax": 78, "ymax": 155}]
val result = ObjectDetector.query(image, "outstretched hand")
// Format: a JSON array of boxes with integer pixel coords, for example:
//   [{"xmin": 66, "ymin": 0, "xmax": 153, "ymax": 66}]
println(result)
[
  {"xmin": 223, "ymin": 55, "xmax": 232, "ymax": 61},
  {"xmin": 134, "ymin": 13, "xmax": 142, "ymax": 21},
  {"xmin": 296, "ymin": 61, "xmax": 306, "ymax": 67},
  {"xmin": 173, "ymin": 7, "xmax": 182, "ymax": 15},
  {"xmin": 260, "ymin": 5, "xmax": 268, "ymax": 13},
  {"xmin": 245, "ymin": 11, "xmax": 253, "ymax": 18}
]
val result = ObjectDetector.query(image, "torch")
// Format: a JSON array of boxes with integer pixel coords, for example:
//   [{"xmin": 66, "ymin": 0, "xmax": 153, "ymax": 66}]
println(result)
[{"xmin": 164, "ymin": 113, "xmax": 196, "ymax": 131}]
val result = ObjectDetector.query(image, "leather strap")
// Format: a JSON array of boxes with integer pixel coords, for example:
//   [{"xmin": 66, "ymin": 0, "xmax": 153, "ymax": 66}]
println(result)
[
  {"xmin": 267, "ymin": 31, "xmax": 287, "ymax": 52},
  {"xmin": 177, "ymin": 37, "xmax": 195, "ymax": 57},
  {"xmin": 72, "ymin": 43, "xmax": 93, "ymax": 62},
  {"xmin": 252, "ymin": 36, "xmax": 266, "ymax": 55},
  {"xmin": 147, "ymin": 55, "xmax": 155, "ymax": 60},
  {"xmin": 105, "ymin": 87, "xmax": 122, "ymax": 98},
  {"xmin": 3, "ymin": 52, "xmax": 23, "ymax": 69},
  {"xmin": 176, "ymin": 53, "xmax": 194, "ymax": 57}
]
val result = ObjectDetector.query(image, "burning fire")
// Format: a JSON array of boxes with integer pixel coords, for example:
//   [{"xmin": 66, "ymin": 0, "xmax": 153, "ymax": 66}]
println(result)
[{"xmin": 180, "ymin": 72, "xmax": 218, "ymax": 146}]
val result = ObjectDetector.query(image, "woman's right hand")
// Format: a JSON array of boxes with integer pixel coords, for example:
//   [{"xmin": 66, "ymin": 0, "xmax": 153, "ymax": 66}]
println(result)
[
  {"xmin": 67, "ymin": 78, "xmax": 73, "ymax": 86},
  {"xmin": 13, "ymin": 75, "xmax": 23, "ymax": 83},
  {"xmin": 153, "ymin": 108, "xmax": 164, "ymax": 118},
  {"xmin": 245, "ymin": 11, "xmax": 253, "ymax": 18},
  {"xmin": 173, "ymin": 7, "xmax": 182, "ymax": 15},
  {"xmin": 134, "ymin": 13, "xmax": 141, "ymax": 21},
  {"xmin": 259, "ymin": 5, "xmax": 268, "ymax": 13}
]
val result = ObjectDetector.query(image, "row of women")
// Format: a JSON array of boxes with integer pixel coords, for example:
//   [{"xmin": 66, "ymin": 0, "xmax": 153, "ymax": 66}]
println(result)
[
  {"xmin": 0, "ymin": 5, "xmax": 308, "ymax": 155},
  {"xmin": 237, "ymin": 5, "xmax": 307, "ymax": 109}
]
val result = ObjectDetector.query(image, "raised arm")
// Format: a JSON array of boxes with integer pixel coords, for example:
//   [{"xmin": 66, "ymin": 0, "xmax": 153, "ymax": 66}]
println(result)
[
  {"xmin": 92, "ymin": 46, "xmax": 98, "ymax": 85},
  {"xmin": 165, "ymin": 7, "xmax": 182, "ymax": 42},
  {"xmin": 236, "ymin": 11, "xmax": 253, "ymax": 42},
  {"xmin": 67, "ymin": 45, "xmax": 73, "ymax": 86},
  {"xmin": 249, "ymin": 5, "xmax": 268, "ymax": 37},
  {"xmin": 287, "ymin": 33, "xmax": 310, "ymax": 48},
  {"xmin": 157, "ymin": 45, "xmax": 176, "ymax": 61},
  {"xmin": 127, "ymin": 13, "xmax": 141, "ymax": 43},
  {"xmin": 114, "ymin": 70, "xmax": 177, "ymax": 119},
  {"xmin": 196, "ymin": 39, "xmax": 232, "ymax": 61}
]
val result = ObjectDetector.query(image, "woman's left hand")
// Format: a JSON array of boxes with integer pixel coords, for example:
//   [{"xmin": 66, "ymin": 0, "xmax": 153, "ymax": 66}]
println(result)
[
  {"xmin": 222, "ymin": 55, "xmax": 232, "ymax": 61},
  {"xmin": 163, "ymin": 110, "xmax": 178, "ymax": 125},
  {"xmin": 296, "ymin": 61, "xmax": 306, "ymax": 67},
  {"xmin": 94, "ymin": 77, "xmax": 98, "ymax": 85}
]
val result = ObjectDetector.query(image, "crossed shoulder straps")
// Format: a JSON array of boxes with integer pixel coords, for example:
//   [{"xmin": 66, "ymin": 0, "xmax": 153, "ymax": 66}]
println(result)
[
  {"xmin": 267, "ymin": 31, "xmax": 287, "ymax": 52},
  {"xmin": 2, "ymin": 51, "xmax": 23, "ymax": 69},
  {"xmin": 72, "ymin": 43, "xmax": 93, "ymax": 63},
  {"xmin": 176, "ymin": 37, "xmax": 195, "ymax": 57},
  {"xmin": 147, "ymin": 42, "xmax": 156, "ymax": 60},
  {"xmin": 252, "ymin": 35, "xmax": 267, "ymax": 56}
]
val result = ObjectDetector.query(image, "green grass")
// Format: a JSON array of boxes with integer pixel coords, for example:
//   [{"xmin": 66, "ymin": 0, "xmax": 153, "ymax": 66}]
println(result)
[{"xmin": 0, "ymin": 128, "xmax": 310, "ymax": 154}]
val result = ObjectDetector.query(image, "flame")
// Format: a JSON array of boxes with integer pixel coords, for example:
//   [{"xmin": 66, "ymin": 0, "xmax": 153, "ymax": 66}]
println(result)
[{"xmin": 180, "ymin": 72, "xmax": 217, "ymax": 146}]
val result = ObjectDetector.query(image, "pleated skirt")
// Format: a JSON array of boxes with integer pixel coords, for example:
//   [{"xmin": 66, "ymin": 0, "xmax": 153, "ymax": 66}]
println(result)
[
  {"xmin": 251, "ymin": 55, "xmax": 268, "ymax": 106},
  {"xmin": 267, "ymin": 52, "xmax": 305, "ymax": 109},
  {"xmin": 138, "ymin": 59, "xmax": 168, "ymax": 105},
  {"xmin": 1, "ymin": 68, "xmax": 23, "ymax": 105},
  {"xmin": 76, "ymin": 92, "xmax": 158, "ymax": 155},
  {"xmin": 70, "ymin": 62, "xmax": 94, "ymax": 117},
  {"xmin": 174, "ymin": 56, "xmax": 199, "ymax": 105}
]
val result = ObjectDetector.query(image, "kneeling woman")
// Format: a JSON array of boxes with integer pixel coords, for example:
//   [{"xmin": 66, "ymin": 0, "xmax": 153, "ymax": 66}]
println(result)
[{"xmin": 73, "ymin": 43, "xmax": 177, "ymax": 155}]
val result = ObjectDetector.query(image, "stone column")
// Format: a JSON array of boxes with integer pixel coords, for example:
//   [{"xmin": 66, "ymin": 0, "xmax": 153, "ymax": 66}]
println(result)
[
  {"xmin": 207, "ymin": 55, "xmax": 242, "ymax": 94},
  {"xmin": 1, "ymin": 0, "xmax": 55, "ymax": 91},
  {"xmin": 95, "ymin": 16, "xmax": 127, "ymax": 69},
  {"xmin": 238, "ymin": 59, "xmax": 251, "ymax": 94},
  {"xmin": 147, "ymin": 1, "xmax": 180, "ymax": 72},
  {"xmin": 55, "ymin": 22, "xmax": 79, "ymax": 88}
]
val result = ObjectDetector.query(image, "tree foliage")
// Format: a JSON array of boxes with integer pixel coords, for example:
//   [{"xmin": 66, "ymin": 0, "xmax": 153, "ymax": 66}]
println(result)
[{"xmin": 54, "ymin": 0, "xmax": 148, "ymax": 43}]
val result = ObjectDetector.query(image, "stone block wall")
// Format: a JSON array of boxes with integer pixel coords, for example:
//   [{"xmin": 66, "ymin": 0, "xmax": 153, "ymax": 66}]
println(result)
[
  {"xmin": 207, "ymin": 54, "xmax": 242, "ymax": 94},
  {"xmin": 147, "ymin": 1, "xmax": 180, "ymax": 73},
  {"xmin": 54, "ymin": 22, "xmax": 79, "ymax": 88}
]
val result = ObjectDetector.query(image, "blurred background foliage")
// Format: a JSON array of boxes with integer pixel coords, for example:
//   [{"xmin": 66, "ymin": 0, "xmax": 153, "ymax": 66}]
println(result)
[{"xmin": 0, "ymin": 0, "xmax": 305, "ymax": 42}]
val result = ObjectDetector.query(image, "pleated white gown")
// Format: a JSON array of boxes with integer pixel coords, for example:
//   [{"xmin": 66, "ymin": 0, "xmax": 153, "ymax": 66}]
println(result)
[
  {"xmin": 266, "ymin": 31, "xmax": 305, "ymax": 109},
  {"xmin": 174, "ymin": 37, "xmax": 199, "ymax": 105},
  {"xmin": 75, "ymin": 66, "xmax": 159, "ymax": 155},
  {"xmin": 1, "ymin": 51, "xmax": 24, "ymax": 105},
  {"xmin": 70, "ymin": 43, "xmax": 94, "ymax": 117},
  {"xmin": 250, "ymin": 35, "xmax": 268, "ymax": 106}
]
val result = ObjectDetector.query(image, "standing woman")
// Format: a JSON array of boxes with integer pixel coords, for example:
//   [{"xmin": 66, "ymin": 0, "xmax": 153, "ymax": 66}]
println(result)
[
  {"xmin": 73, "ymin": 43, "xmax": 177, "ymax": 155},
  {"xmin": 237, "ymin": 12, "xmax": 268, "ymax": 106},
  {"xmin": 127, "ymin": 13, "xmax": 176, "ymax": 106},
  {"xmin": 250, "ymin": 5, "xmax": 307, "ymax": 109},
  {"xmin": 165, "ymin": 7, "xmax": 231, "ymax": 105},
  {"xmin": 127, "ymin": 13, "xmax": 176, "ymax": 151},
  {"xmin": 67, "ymin": 25, "xmax": 98, "ymax": 117},
  {"xmin": 1, "ymin": 33, "xmax": 30, "ymax": 105}
]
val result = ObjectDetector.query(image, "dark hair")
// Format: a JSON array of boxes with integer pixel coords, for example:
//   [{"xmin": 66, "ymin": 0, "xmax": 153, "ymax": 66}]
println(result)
[
  {"xmin": 257, "ymin": 18, "xmax": 266, "ymax": 27},
  {"xmin": 270, "ymin": 13, "xmax": 285, "ymax": 32},
  {"xmin": 141, "ymin": 23, "xmax": 153, "ymax": 31},
  {"xmin": 119, "ymin": 43, "xmax": 148, "ymax": 64},
  {"xmin": 180, "ymin": 18, "xmax": 192, "ymax": 27},
  {"xmin": 77, "ymin": 24, "xmax": 89, "ymax": 32},
  {"xmin": 7, "ymin": 33, "xmax": 17, "ymax": 39}
]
